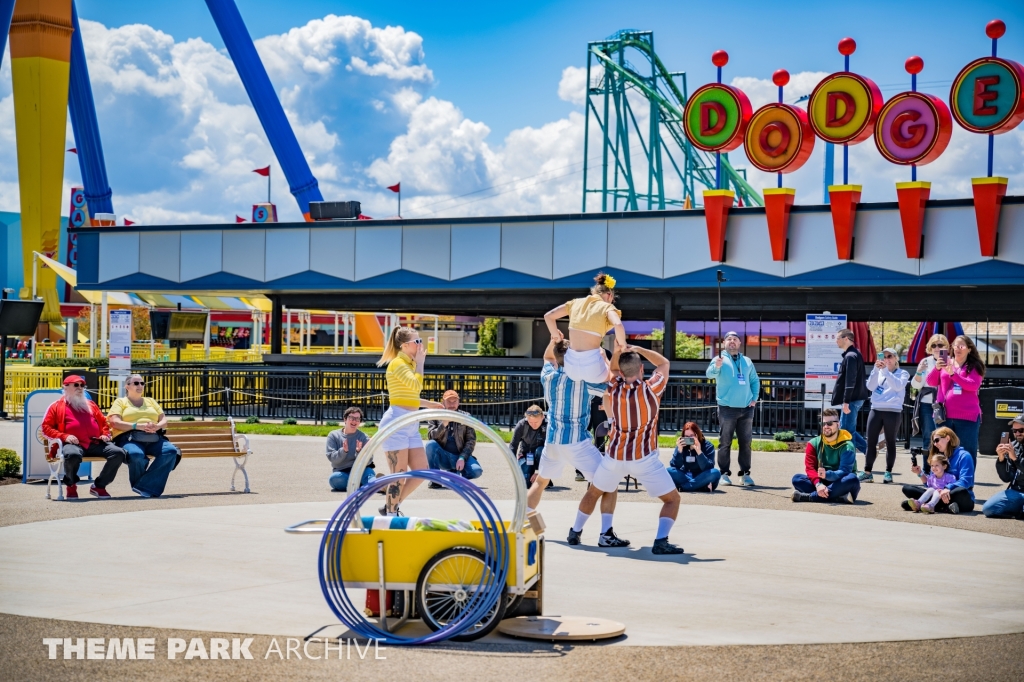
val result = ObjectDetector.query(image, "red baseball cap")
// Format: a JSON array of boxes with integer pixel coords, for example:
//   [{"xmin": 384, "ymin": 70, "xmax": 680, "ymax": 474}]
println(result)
[{"xmin": 63, "ymin": 375, "xmax": 86, "ymax": 385}]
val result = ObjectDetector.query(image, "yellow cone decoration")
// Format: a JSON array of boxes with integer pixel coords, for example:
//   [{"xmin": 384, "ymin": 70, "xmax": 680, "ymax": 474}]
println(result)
[{"xmin": 10, "ymin": 0, "xmax": 74, "ymax": 323}]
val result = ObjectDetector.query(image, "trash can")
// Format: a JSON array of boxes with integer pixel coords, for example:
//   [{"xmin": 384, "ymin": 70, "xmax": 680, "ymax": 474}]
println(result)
[{"xmin": 979, "ymin": 386, "xmax": 1024, "ymax": 456}]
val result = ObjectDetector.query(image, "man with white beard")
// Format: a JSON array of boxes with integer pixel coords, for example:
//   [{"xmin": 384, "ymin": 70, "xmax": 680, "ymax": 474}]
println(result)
[{"xmin": 41, "ymin": 375, "xmax": 126, "ymax": 499}]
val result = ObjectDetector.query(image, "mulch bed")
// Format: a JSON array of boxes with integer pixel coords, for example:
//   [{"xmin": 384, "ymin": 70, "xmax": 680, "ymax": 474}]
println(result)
[{"xmin": 0, "ymin": 476, "xmax": 21, "ymax": 486}]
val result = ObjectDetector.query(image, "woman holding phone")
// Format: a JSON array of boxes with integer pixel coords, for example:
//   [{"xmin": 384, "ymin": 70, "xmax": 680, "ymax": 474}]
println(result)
[
  {"xmin": 667, "ymin": 422, "xmax": 721, "ymax": 492},
  {"xmin": 376, "ymin": 327, "xmax": 444, "ymax": 516},
  {"xmin": 911, "ymin": 334, "xmax": 949, "ymax": 467},
  {"xmin": 860, "ymin": 348, "xmax": 910, "ymax": 484},
  {"xmin": 927, "ymin": 335, "xmax": 985, "ymax": 462}
]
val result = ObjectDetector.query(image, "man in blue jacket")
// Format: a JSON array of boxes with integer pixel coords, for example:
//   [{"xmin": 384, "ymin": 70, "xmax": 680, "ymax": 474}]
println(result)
[{"xmin": 705, "ymin": 331, "xmax": 759, "ymax": 486}]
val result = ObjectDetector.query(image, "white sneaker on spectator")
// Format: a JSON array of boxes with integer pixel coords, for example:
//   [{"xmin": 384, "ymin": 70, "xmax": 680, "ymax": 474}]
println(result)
[
  {"xmin": 720, "ymin": 474, "xmax": 732, "ymax": 486},
  {"xmin": 741, "ymin": 474, "xmax": 755, "ymax": 486}
]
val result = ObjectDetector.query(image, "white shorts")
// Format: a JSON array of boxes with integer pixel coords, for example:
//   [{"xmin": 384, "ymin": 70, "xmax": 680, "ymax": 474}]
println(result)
[
  {"xmin": 591, "ymin": 453, "xmax": 676, "ymax": 498},
  {"xmin": 538, "ymin": 440, "xmax": 603, "ymax": 481},
  {"xmin": 564, "ymin": 347, "xmax": 610, "ymax": 384},
  {"xmin": 377, "ymin": 406, "xmax": 424, "ymax": 451}
]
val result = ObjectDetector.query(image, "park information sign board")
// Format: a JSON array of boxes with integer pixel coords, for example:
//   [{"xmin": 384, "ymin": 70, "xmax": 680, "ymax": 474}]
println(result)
[
  {"xmin": 109, "ymin": 309, "xmax": 132, "ymax": 377},
  {"xmin": 805, "ymin": 313, "xmax": 847, "ymax": 408}
]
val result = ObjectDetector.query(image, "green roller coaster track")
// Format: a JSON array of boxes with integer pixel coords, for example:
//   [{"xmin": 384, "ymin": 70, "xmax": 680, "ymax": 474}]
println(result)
[{"xmin": 582, "ymin": 29, "xmax": 762, "ymax": 212}]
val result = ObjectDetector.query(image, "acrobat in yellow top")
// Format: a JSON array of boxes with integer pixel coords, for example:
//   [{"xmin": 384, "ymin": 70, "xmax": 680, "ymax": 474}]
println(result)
[{"xmin": 544, "ymin": 273, "xmax": 627, "ymax": 384}]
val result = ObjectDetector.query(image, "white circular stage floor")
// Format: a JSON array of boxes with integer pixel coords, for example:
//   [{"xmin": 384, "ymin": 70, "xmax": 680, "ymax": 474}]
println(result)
[{"xmin": 2, "ymin": 500, "xmax": 1022, "ymax": 646}]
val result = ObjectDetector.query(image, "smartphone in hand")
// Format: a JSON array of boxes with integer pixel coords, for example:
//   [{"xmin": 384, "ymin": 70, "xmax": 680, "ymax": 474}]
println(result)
[
  {"xmin": 1001, "ymin": 432, "xmax": 1010, "ymax": 446},
  {"xmin": 938, "ymin": 348, "xmax": 949, "ymax": 363}
]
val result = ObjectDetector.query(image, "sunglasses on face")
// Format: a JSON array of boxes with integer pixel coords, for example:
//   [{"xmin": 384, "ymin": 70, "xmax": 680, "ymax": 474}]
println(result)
[
  {"xmin": 1012, "ymin": 428, "xmax": 1024, "ymax": 434},
  {"xmin": 929, "ymin": 344, "xmax": 948, "ymax": 350},
  {"xmin": 952, "ymin": 345, "xmax": 967, "ymax": 350},
  {"xmin": 822, "ymin": 421, "xmax": 838, "ymax": 426},
  {"xmin": 129, "ymin": 381, "xmax": 145, "ymax": 386},
  {"xmin": 67, "ymin": 383, "xmax": 85, "ymax": 388},
  {"xmin": 933, "ymin": 437, "xmax": 947, "ymax": 444},
  {"xmin": 883, "ymin": 354, "xmax": 895, "ymax": 359},
  {"xmin": 526, "ymin": 411, "xmax": 543, "ymax": 416},
  {"xmin": 346, "ymin": 415, "xmax": 361, "ymax": 420}
]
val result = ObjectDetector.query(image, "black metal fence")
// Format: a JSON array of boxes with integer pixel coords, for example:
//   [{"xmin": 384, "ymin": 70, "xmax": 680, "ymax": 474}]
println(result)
[{"xmin": 87, "ymin": 364, "xmax": 1017, "ymax": 442}]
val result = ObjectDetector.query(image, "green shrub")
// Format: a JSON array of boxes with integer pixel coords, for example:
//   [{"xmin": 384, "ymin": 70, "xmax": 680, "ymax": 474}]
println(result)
[
  {"xmin": 212, "ymin": 416, "xmax": 228, "ymax": 422},
  {"xmin": 326, "ymin": 421, "xmax": 339, "ymax": 427},
  {"xmin": 245, "ymin": 416, "xmax": 260, "ymax": 424},
  {"xmin": 282, "ymin": 418, "xmax": 298, "ymax": 425},
  {"xmin": 179, "ymin": 416, "xmax": 195, "ymax": 422},
  {"xmin": 774, "ymin": 431, "xmax": 796, "ymax": 442},
  {"xmin": 0, "ymin": 448, "xmax": 20, "ymax": 477},
  {"xmin": 476, "ymin": 318, "xmax": 505, "ymax": 357}
]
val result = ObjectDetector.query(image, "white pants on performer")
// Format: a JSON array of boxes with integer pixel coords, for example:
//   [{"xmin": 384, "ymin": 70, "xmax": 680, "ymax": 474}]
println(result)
[
  {"xmin": 377, "ymin": 406, "xmax": 424, "ymax": 451},
  {"xmin": 538, "ymin": 440, "xmax": 603, "ymax": 482},
  {"xmin": 592, "ymin": 453, "xmax": 676, "ymax": 498},
  {"xmin": 564, "ymin": 347, "xmax": 609, "ymax": 384}
]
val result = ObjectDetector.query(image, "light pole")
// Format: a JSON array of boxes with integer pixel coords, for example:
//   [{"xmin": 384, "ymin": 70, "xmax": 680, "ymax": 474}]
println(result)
[{"xmin": 716, "ymin": 270, "xmax": 727, "ymax": 357}]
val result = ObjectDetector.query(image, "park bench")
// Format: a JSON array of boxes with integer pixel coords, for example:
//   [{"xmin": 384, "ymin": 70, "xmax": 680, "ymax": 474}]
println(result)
[{"xmin": 45, "ymin": 418, "xmax": 252, "ymax": 501}]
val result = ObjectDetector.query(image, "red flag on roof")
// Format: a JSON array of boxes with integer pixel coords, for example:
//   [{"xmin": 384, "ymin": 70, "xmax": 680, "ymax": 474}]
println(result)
[
  {"xmin": 253, "ymin": 166, "xmax": 271, "ymax": 177},
  {"xmin": 67, "ymin": 147, "xmax": 77, "ymax": 154},
  {"xmin": 124, "ymin": 219, "xmax": 135, "ymax": 226},
  {"xmin": 357, "ymin": 214, "xmax": 373, "ymax": 220},
  {"xmin": 387, "ymin": 183, "xmax": 400, "ymax": 193},
  {"xmin": 235, "ymin": 215, "xmax": 246, "ymax": 223}
]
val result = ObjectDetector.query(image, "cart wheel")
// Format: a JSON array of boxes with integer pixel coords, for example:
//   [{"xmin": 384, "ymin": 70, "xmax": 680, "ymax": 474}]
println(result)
[{"xmin": 415, "ymin": 547, "xmax": 507, "ymax": 642}]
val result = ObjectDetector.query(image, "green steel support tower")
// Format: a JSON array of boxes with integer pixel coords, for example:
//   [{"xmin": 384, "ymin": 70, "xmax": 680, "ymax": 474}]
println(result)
[{"xmin": 582, "ymin": 30, "xmax": 762, "ymax": 212}]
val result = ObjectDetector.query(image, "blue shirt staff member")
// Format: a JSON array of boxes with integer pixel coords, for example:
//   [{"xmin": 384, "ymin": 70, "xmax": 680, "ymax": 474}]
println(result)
[{"xmin": 705, "ymin": 331, "xmax": 760, "ymax": 486}]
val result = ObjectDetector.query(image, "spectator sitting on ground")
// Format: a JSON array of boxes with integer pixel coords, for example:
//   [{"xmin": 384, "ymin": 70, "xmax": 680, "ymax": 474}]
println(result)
[
  {"xmin": 982, "ymin": 415, "xmax": 1024, "ymax": 519},
  {"xmin": 792, "ymin": 408, "xmax": 861, "ymax": 504},
  {"xmin": 107, "ymin": 373, "xmax": 178, "ymax": 498},
  {"xmin": 901, "ymin": 426, "xmax": 975, "ymax": 514},
  {"xmin": 41, "ymin": 375, "xmax": 126, "ymax": 500},
  {"xmin": 425, "ymin": 389, "xmax": 483, "ymax": 486},
  {"xmin": 667, "ymin": 422, "xmax": 721, "ymax": 492},
  {"xmin": 906, "ymin": 452, "xmax": 956, "ymax": 514},
  {"xmin": 326, "ymin": 407, "xmax": 374, "ymax": 492},
  {"xmin": 510, "ymin": 405, "xmax": 548, "ymax": 486}
]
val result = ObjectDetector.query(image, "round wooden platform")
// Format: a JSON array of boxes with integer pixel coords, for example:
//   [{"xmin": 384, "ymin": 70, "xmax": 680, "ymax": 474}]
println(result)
[{"xmin": 497, "ymin": 615, "xmax": 626, "ymax": 641}]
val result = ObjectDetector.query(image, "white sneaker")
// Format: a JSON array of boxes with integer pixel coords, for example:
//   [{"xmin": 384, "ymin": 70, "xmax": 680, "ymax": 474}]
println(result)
[
  {"xmin": 741, "ymin": 474, "xmax": 755, "ymax": 486},
  {"xmin": 720, "ymin": 474, "xmax": 733, "ymax": 486}
]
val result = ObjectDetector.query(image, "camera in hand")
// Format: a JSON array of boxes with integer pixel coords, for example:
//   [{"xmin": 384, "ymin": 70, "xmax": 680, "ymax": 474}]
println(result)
[
  {"xmin": 910, "ymin": 447, "xmax": 923, "ymax": 467},
  {"xmin": 682, "ymin": 437, "xmax": 694, "ymax": 446}
]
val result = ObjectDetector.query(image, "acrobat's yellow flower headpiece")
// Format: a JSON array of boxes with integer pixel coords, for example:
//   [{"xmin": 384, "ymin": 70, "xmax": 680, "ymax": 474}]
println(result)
[{"xmin": 603, "ymin": 275, "xmax": 616, "ymax": 289}]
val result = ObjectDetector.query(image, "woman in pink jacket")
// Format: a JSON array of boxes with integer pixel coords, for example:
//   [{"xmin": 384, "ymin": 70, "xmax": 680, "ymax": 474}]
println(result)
[{"xmin": 927, "ymin": 335, "xmax": 985, "ymax": 462}]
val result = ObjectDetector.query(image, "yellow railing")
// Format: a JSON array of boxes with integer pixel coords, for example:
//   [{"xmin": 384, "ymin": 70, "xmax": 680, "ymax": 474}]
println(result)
[
  {"xmin": 3, "ymin": 367, "xmax": 70, "ymax": 417},
  {"xmin": 34, "ymin": 343, "xmax": 173, "ymax": 361}
]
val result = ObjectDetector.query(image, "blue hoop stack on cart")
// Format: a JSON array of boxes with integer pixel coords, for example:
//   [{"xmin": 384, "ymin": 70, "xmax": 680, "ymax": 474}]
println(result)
[{"xmin": 317, "ymin": 469, "xmax": 509, "ymax": 644}]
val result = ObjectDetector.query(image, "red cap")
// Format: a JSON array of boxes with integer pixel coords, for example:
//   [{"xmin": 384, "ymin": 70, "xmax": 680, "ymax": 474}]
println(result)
[
  {"xmin": 442, "ymin": 389, "xmax": 460, "ymax": 401},
  {"xmin": 63, "ymin": 375, "xmax": 86, "ymax": 385}
]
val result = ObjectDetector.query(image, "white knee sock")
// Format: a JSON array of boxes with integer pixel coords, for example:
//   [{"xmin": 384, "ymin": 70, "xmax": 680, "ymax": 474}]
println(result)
[
  {"xmin": 600, "ymin": 513, "xmax": 614, "ymax": 534},
  {"xmin": 572, "ymin": 510, "xmax": 590, "ymax": 533},
  {"xmin": 656, "ymin": 516, "xmax": 674, "ymax": 541}
]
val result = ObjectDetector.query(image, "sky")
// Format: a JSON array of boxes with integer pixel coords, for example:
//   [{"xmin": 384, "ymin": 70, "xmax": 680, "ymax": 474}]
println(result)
[{"xmin": 0, "ymin": 0, "xmax": 1022, "ymax": 224}]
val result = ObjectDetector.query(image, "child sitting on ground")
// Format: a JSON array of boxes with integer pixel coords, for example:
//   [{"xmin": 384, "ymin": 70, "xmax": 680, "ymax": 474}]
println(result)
[{"xmin": 908, "ymin": 453, "xmax": 956, "ymax": 514}]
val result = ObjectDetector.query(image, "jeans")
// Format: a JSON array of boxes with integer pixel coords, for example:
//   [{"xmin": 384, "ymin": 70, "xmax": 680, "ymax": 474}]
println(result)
[
  {"xmin": 839, "ymin": 399, "xmax": 869, "ymax": 454},
  {"xmin": 947, "ymin": 417, "xmax": 980, "ymax": 464},
  {"xmin": 919, "ymin": 406, "xmax": 936, "ymax": 474},
  {"xmin": 61, "ymin": 441, "xmax": 125, "ymax": 488},
  {"xmin": 329, "ymin": 467, "xmax": 375, "ymax": 492},
  {"xmin": 518, "ymin": 447, "xmax": 542, "ymax": 483},
  {"xmin": 425, "ymin": 441, "xmax": 483, "ymax": 480},
  {"xmin": 124, "ymin": 438, "xmax": 178, "ymax": 497},
  {"xmin": 717, "ymin": 405, "xmax": 754, "ymax": 476},
  {"xmin": 669, "ymin": 467, "xmax": 721, "ymax": 492},
  {"xmin": 902, "ymin": 484, "xmax": 975, "ymax": 513},
  {"xmin": 982, "ymin": 488, "xmax": 1024, "ymax": 518},
  {"xmin": 792, "ymin": 472, "xmax": 861, "ymax": 502},
  {"xmin": 865, "ymin": 409, "xmax": 901, "ymax": 472}
]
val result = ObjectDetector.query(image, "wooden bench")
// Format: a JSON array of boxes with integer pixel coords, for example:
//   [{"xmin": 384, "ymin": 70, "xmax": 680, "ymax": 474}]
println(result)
[{"xmin": 45, "ymin": 418, "xmax": 252, "ymax": 501}]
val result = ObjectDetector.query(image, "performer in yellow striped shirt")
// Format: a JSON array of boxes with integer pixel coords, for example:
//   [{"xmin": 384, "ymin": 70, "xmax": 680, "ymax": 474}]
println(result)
[{"xmin": 376, "ymin": 327, "xmax": 443, "ymax": 515}]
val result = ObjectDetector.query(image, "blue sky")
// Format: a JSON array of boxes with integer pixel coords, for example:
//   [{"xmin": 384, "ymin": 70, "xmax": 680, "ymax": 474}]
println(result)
[{"xmin": 1, "ymin": 1, "xmax": 1022, "ymax": 223}]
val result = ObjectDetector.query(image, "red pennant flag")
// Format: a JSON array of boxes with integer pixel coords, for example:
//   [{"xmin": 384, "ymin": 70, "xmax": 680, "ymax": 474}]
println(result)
[
  {"xmin": 387, "ymin": 183, "xmax": 400, "ymax": 193},
  {"xmin": 67, "ymin": 148, "xmax": 77, "ymax": 154},
  {"xmin": 357, "ymin": 214, "xmax": 373, "ymax": 220},
  {"xmin": 252, "ymin": 166, "xmax": 271, "ymax": 177},
  {"xmin": 124, "ymin": 219, "xmax": 135, "ymax": 226},
  {"xmin": 235, "ymin": 215, "xmax": 246, "ymax": 223}
]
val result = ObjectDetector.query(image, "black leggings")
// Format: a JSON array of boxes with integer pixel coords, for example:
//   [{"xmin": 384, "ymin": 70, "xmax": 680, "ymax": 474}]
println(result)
[
  {"xmin": 902, "ymin": 484, "xmax": 975, "ymax": 513},
  {"xmin": 865, "ymin": 409, "xmax": 901, "ymax": 472}
]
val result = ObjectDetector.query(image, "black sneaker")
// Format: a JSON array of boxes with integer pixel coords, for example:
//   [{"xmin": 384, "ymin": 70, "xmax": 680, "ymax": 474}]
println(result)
[
  {"xmin": 948, "ymin": 502, "xmax": 960, "ymax": 514},
  {"xmin": 567, "ymin": 528, "xmax": 582, "ymax": 545},
  {"xmin": 598, "ymin": 528, "xmax": 630, "ymax": 547},
  {"xmin": 901, "ymin": 499, "xmax": 915, "ymax": 512},
  {"xmin": 792, "ymin": 491, "xmax": 812, "ymax": 503},
  {"xmin": 428, "ymin": 482, "xmax": 445, "ymax": 490},
  {"xmin": 546, "ymin": 480, "xmax": 554, "ymax": 489},
  {"xmin": 652, "ymin": 538, "xmax": 684, "ymax": 555}
]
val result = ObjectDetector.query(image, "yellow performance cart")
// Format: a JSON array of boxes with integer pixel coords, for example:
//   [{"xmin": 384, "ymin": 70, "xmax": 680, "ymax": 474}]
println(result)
[{"xmin": 288, "ymin": 410, "xmax": 546, "ymax": 642}]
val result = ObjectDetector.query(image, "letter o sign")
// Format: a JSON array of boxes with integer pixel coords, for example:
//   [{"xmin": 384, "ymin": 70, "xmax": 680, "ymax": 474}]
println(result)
[
  {"xmin": 874, "ymin": 92, "xmax": 952, "ymax": 166},
  {"xmin": 744, "ymin": 103, "xmax": 815, "ymax": 173},
  {"xmin": 683, "ymin": 83, "xmax": 752, "ymax": 152},
  {"xmin": 808, "ymin": 72, "xmax": 883, "ymax": 144},
  {"xmin": 949, "ymin": 57, "xmax": 1024, "ymax": 134}
]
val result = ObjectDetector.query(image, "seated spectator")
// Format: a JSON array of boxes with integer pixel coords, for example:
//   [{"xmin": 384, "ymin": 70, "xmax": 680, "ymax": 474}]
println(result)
[
  {"xmin": 792, "ymin": 408, "xmax": 861, "ymax": 503},
  {"xmin": 326, "ymin": 407, "xmax": 374, "ymax": 492},
  {"xmin": 667, "ymin": 422, "xmax": 721, "ymax": 492},
  {"xmin": 510, "ymin": 405, "xmax": 547, "ymax": 485},
  {"xmin": 107, "ymin": 373, "xmax": 178, "ymax": 498},
  {"xmin": 901, "ymin": 426, "xmax": 975, "ymax": 514},
  {"xmin": 41, "ymin": 375, "xmax": 126, "ymax": 500},
  {"xmin": 982, "ymin": 415, "xmax": 1024, "ymax": 519},
  {"xmin": 425, "ymin": 390, "xmax": 483, "ymax": 485},
  {"xmin": 906, "ymin": 452, "xmax": 955, "ymax": 513}
]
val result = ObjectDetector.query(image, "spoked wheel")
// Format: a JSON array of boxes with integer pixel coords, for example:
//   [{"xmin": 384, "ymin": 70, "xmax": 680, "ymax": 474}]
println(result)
[{"xmin": 415, "ymin": 547, "xmax": 507, "ymax": 641}]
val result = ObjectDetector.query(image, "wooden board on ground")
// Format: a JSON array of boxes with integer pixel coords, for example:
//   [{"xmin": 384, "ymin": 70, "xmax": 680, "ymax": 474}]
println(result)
[{"xmin": 497, "ymin": 615, "xmax": 625, "ymax": 641}]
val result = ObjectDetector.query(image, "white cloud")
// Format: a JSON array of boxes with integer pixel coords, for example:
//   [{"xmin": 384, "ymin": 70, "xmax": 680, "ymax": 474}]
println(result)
[{"xmin": 558, "ymin": 66, "xmax": 587, "ymax": 106}]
